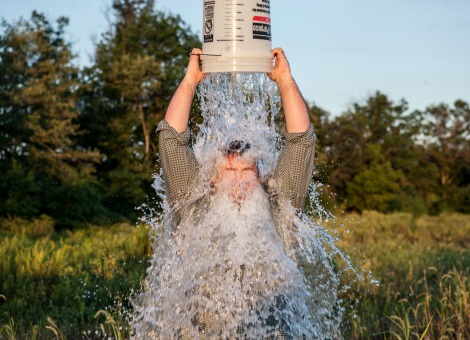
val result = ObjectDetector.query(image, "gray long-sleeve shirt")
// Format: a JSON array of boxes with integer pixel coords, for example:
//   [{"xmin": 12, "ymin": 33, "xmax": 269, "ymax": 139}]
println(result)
[{"xmin": 156, "ymin": 119, "xmax": 315, "ymax": 213}]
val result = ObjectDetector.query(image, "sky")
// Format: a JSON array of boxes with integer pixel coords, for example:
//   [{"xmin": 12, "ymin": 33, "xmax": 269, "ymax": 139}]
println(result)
[{"xmin": 1, "ymin": 0, "xmax": 469, "ymax": 115}]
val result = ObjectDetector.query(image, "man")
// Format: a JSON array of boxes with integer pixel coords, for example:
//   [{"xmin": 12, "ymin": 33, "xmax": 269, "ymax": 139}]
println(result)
[
  {"xmin": 153, "ymin": 47, "xmax": 316, "ymax": 338},
  {"xmin": 158, "ymin": 47, "xmax": 314, "ymax": 213}
]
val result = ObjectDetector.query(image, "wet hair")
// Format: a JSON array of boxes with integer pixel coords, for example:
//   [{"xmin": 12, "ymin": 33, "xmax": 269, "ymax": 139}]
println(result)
[
  {"xmin": 221, "ymin": 140, "xmax": 262, "ymax": 179},
  {"xmin": 226, "ymin": 140, "xmax": 251, "ymax": 156}
]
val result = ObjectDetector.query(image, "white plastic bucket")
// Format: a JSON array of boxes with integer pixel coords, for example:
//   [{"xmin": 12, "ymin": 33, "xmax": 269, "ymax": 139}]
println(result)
[{"xmin": 201, "ymin": 0, "xmax": 273, "ymax": 73}]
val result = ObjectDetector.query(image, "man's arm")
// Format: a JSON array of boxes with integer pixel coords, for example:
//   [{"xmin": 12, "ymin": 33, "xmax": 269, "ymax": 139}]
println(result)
[
  {"xmin": 157, "ymin": 48, "xmax": 204, "ymax": 209},
  {"xmin": 165, "ymin": 48, "xmax": 204, "ymax": 132},
  {"xmin": 268, "ymin": 48, "xmax": 310, "ymax": 133},
  {"xmin": 269, "ymin": 48, "xmax": 315, "ymax": 211}
]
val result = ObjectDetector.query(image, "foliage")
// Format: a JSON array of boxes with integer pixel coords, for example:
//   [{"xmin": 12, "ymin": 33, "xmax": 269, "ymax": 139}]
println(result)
[
  {"xmin": 1, "ymin": 213, "xmax": 469, "ymax": 338},
  {"xmin": 11, "ymin": 13, "xmax": 99, "ymax": 179},
  {"xmin": 1, "ymin": 2, "xmax": 201, "ymax": 226},
  {"xmin": 76, "ymin": 0, "xmax": 200, "ymax": 222},
  {"xmin": 1, "ymin": 0, "xmax": 469, "ymax": 224},
  {"xmin": 0, "ymin": 217, "xmax": 149, "ymax": 338},
  {"xmin": 310, "ymin": 93, "xmax": 469, "ymax": 214},
  {"xmin": 334, "ymin": 211, "xmax": 470, "ymax": 339},
  {"xmin": 0, "ymin": 12, "xmax": 103, "ymax": 228},
  {"xmin": 346, "ymin": 144, "xmax": 403, "ymax": 212},
  {"xmin": 317, "ymin": 92, "xmax": 416, "ymax": 202},
  {"xmin": 418, "ymin": 100, "xmax": 470, "ymax": 213},
  {"xmin": 386, "ymin": 267, "xmax": 469, "ymax": 339}
]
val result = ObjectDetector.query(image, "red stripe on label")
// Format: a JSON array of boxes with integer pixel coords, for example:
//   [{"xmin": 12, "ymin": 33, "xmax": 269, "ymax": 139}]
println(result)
[{"xmin": 253, "ymin": 16, "xmax": 270, "ymax": 24}]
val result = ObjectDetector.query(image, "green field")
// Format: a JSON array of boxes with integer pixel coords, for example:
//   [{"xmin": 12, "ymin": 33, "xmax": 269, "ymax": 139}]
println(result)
[
  {"xmin": 333, "ymin": 211, "xmax": 469, "ymax": 339},
  {"xmin": 1, "ymin": 212, "xmax": 469, "ymax": 339}
]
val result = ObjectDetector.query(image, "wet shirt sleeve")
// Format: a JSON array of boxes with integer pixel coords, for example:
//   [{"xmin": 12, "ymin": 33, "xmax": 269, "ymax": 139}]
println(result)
[
  {"xmin": 272, "ymin": 123, "xmax": 316, "ymax": 211},
  {"xmin": 156, "ymin": 120, "xmax": 199, "ymax": 209}
]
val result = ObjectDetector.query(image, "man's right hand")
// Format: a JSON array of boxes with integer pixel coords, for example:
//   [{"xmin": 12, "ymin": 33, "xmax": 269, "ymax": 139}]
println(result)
[
  {"xmin": 183, "ymin": 48, "xmax": 204, "ymax": 88},
  {"xmin": 164, "ymin": 48, "xmax": 203, "ymax": 132}
]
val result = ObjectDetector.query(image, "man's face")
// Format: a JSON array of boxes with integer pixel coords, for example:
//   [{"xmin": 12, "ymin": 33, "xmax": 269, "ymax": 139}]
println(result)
[{"xmin": 215, "ymin": 154, "xmax": 260, "ymax": 204}]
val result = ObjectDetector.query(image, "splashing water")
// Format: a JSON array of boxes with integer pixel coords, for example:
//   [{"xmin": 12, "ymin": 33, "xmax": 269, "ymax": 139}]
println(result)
[{"xmin": 131, "ymin": 73, "xmax": 360, "ymax": 339}]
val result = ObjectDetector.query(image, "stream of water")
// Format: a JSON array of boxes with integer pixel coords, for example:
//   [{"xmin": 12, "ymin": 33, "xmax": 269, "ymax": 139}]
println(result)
[{"xmin": 131, "ymin": 73, "xmax": 359, "ymax": 339}]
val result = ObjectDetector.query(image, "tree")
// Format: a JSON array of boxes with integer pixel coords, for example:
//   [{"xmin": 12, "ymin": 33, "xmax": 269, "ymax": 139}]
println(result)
[
  {"xmin": 419, "ymin": 100, "xmax": 470, "ymax": 212},
  {"xmin": 14, "ymin": 13, "xmax": 99, "ymax": 178},
  {"xmin": 0, "ymin": 12, "xmax": 103, "ymax": 227},
  {"xmin": 77, "ymin": 0, "xmax": 200, "ymax": 220},
  {"xmin": 0, "ymin": 19, "xmax": 28, "ymax": 162},
  {"xmin": 321, "ymin": 92, "xmax": 419, "ymax": 209},
  {"xmin": 346, "ymin": 144, "xmax": 402, "ymax": 212}
]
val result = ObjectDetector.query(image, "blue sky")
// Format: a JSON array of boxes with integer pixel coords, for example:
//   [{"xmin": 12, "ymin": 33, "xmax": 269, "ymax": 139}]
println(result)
[{"xmin": 1, "ymin": 0, "xmax": 469, "ymax": 115}]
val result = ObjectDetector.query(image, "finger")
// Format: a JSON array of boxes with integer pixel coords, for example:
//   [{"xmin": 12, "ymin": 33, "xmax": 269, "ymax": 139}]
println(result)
[
  {"xmin": 272, "ymin": 47, "xmax": 284, "ymax": 57},
  {"xmin": 188, "ymin": 48, "xmax": 203, "ymax": 58}
]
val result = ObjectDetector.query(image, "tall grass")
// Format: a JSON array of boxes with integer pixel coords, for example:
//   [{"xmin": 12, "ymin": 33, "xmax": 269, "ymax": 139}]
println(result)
[
  {"xmin": 1, "ymin": 212, "xmax": 469, "ymax": 338},
  {"xmin": 0, "ymin": 216, "xmax": 150, "ymax": 338},
  {"xmin": 334, "ymin": 211, "xmax": 470, "ymax": 339}
]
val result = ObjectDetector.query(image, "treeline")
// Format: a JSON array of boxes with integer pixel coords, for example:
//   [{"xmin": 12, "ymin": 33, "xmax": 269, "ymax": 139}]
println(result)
[
  {"xmin": 0, "ymin": 1, "xmax": 198, "ymax": 228},
  {"xmin": 0, "ymin": 0, "xmax": 468, "ymax": 229},
  {"xmin": 309, "ymin": 95, "xmax": 469, "ymax": 215}
]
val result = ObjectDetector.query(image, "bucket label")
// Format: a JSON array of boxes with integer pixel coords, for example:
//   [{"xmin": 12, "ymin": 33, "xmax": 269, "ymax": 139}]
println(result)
[
  {"xmin": 204, "ymin": 0, "xmax": 215, "ymax": 43},
  {"xmin": 252, "ymin": 23, "xmax": 271, "ymax": 40},
  {"xmin": 252, "ymin": 0, "xmax": 270, "ymax": 14},
  {"xmin": 252, "ymin": 1, "xmax": 271, "ymax": 40},
  {"xmin": 253, "ymin": 15, "xmax": 271, "ymax": 24}
]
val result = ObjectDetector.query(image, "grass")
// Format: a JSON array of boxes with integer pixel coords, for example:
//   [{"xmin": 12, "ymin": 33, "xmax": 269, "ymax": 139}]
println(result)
[
  {"xmin": 333, "ymin": 211, "xmax": 470, "ymax": 339},
  {"xmin": 0, "ymin": 215, "xmax": 150, "ymax": 338},
  {"xmin": 1, "ymin": 211, "xmax": 469, "ymax": 338}
]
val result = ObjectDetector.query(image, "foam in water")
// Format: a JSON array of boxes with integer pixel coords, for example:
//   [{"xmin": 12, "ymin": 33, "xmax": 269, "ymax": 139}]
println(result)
[{"xmin": 131, "ymin": 73, "xmax": 355, "ymax": 339}]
